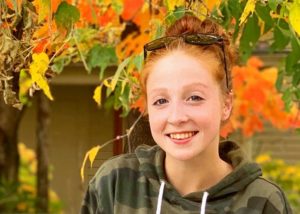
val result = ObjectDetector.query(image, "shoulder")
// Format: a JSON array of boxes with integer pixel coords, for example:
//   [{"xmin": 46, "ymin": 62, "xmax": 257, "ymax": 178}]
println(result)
[
  {"xmin": 92, "ymin": 152, "xmax": 139, "ymax": 181},
  {"xmin": 90, "ymin": 144, "xmax": 159, "ymax": 184},
  {"xmin": 247, "ymin": 177, "xmax": 287, "ymax": 197},
  {"xmin": 242, "ymin": 177, "xmax": 292, "ymax": 213}
]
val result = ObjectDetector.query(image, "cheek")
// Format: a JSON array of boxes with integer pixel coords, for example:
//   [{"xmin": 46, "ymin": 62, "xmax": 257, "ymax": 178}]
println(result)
[
  {"xmin": 148, "ymin": 108, "xmax": 166, "ymax": 134},
  {"xmin": 191, "ymin": 104, "xmax": 223, "ymax": 126}
]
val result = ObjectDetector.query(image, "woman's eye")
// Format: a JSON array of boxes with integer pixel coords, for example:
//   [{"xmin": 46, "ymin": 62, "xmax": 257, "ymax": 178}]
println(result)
[
  {"xmin": 187, "ymin": 95, "xmax": 203, "ymax": 102},
  {"xmin": 153, "ymin": 98, "xmax": 168, "ymax": 106}
]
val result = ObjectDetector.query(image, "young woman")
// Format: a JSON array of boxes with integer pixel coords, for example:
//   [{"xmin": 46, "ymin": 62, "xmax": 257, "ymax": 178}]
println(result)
[{"xmin": 81, "ymin": 15, "xmax": 292, "ymax": 214}]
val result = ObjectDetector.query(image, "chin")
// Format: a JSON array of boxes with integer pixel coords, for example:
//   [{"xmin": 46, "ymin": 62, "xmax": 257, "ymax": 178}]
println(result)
[{"xmin": 165, "ymin": 149, "xmax": 202, "ymax": 162}]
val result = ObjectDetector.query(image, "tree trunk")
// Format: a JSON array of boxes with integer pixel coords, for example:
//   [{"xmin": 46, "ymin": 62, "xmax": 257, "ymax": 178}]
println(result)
[
  {"xmin": 0, "ymin": 97, "xmax": 24, "ymax": 182},
  {"xmin": 36, "ymin": 92, "xmax": 50, "ymax": 213},
  {"xmin": 0, "ymin": 96, "xmax": 25, "ymax": 212}
]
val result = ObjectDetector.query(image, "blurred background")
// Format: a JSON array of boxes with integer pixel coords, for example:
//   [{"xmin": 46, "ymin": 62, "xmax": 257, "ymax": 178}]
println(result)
[{"xmin": 1, "ymin": 0, "xmax": 300, "ymax": 213}]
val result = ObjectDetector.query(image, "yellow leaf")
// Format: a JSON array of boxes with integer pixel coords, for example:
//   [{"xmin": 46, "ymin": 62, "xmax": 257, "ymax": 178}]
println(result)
[
  {"xmin": 29, "ymin": 53, "xmax": 54, "ymax": 100},
  {"xmin": 165, "ymin": 0, "xmax": 185, "ymax": 11},
  {"xmin": 239, "ymin": 0, "xmax": 257, "ymax": 26},
  {"xmin": 121, "ymin": 80, "xmax": 127, "ymax": 94},
  {"xmin": 189, "ymin": 1, "xmax": 208, "ymax": 21},
  {"xmin": 80, "ymin": 145, "xmax": 101, "ymax": 182},
  {"xmin": 80, "ymin": 152, "xmax": 89, "ymax": 181},
  {"xmin": 289, "ymin": 1, "xmax": 300, "ymax": 36},
  {"xmin": 19, "ymin": 69, "xmax": 33, "ymax": 102},
  {"xmin": 88, "ymin": 145, "xmax": 101, "ymax": 167},
  {"xmin": 38, "ymin": 0, "xmax": 50, "ymax": 23},
  {"xmin": 93, "ymin": 85, "xmax": 102, "ymax": 106},
  {"xmin": 103, "ymin": 79, "xmax": 112, "ymax": 88},
  {"xmin": 111, "ymin": 57, "xmax": 131, "ymax": 90}
]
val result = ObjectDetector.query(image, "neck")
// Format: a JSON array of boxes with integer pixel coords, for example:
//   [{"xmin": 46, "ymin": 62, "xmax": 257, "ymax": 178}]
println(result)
[{"xmin": 164, "ymin": 149, "xmax": 232, "ymax": 196}]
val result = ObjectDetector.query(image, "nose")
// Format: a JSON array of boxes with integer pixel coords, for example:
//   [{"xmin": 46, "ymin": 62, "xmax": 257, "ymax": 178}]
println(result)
[{"xmin": 167, "ymin": 101, "xmax": 188, "ymax": 125}]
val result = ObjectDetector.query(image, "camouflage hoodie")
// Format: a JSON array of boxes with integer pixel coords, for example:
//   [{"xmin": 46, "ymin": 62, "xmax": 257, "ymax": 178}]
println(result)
[{"xmin": 81, "ymin": 141, "xmax": 292, "ymax": 214}]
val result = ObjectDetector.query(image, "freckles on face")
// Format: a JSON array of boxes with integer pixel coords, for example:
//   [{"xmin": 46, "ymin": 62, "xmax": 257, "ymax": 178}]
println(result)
[{"xmin": 145, "ymin": 51, "xmax": 225, "ymax": 160}]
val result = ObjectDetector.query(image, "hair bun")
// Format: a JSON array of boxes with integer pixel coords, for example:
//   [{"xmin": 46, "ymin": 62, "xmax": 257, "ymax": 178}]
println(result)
[{"xmin": 166, "ymin": 15, "xmax": 225, "ymax": 38}]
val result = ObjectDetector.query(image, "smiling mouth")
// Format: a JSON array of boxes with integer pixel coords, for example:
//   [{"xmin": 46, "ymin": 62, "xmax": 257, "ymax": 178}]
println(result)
[{"xmin": 167, "ymin": 131, "xmax": 198, "ymax": 140}]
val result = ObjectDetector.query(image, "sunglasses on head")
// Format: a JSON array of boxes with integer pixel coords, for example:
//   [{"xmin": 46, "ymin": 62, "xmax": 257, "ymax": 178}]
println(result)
[{"xmin": 143, "ymin": 33, "xmax": 230, "ymax": 90}]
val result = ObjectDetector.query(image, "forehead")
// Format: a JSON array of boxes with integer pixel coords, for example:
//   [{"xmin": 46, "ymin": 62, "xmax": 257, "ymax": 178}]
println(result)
[{"xmin": 147, "ymin": 50, "xmax": 218, "ymax": 91}]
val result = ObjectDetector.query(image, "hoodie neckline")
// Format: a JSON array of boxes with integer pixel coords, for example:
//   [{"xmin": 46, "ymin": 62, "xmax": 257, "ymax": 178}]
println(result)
[{"xmin": 136, "ymin": 141, "xmax": 262, "ymax": 202}]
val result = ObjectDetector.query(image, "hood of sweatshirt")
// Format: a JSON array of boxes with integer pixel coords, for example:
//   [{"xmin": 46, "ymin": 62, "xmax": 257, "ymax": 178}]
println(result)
[{"xmin": 135, "ymin": 141, "xmax": 262, "ymax": 211}]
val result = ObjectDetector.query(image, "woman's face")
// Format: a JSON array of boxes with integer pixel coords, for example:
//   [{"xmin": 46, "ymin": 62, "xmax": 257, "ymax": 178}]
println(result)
[{"xmin": 146, "ymin": 50, "xmax": 232, "ymax": 161}]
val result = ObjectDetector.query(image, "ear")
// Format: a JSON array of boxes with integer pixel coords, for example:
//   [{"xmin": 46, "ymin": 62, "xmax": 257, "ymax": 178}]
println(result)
[{"xmin": 222, "ymin": 91, "xmax": 233, "ymax": 121}]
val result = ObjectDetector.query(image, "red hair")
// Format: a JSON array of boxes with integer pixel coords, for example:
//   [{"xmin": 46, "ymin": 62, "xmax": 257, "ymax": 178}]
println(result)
[{"xmin": 140, "ymin": 15, "xmax": 236, "ymax": 100}]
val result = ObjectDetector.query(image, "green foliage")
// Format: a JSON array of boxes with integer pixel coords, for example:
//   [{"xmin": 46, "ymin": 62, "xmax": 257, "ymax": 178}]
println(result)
[
  {"xmin": 256, "ymin": 154, "xmax": 300, "ymax": 213},
  {"xmin": 239, "ymin": 13, "xmax": 260, "ymax": 62},
  {"xmin": 216, "ymin": 0, "xmax": 300, "ymax": 111},
  {"xmin": 54, "ymin": 1, "xmax": 80, "ymax": 32},
  {"xmin": 87, "ymin": 45, "xmax": 118, "ymax": 78}
]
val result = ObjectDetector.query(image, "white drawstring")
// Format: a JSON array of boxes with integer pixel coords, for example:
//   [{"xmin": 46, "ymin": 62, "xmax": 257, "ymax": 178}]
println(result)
[
  {"xmin": 156, "ymin": 181, "xmax": 165, "ymax": 214},
  {"xmin": 156, "ymin": 181, "xmax": 208, "ymax": 214},
  {"xmin": 200, "ymin": 191, "xmax": 209, "ymax": 214}
]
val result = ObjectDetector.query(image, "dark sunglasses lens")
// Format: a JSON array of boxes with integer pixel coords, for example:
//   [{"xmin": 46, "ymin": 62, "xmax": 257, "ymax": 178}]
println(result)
[
  {"xmin": 185, "ymin": 34, "xmax": 221, "ymax": 45},
  {"xmin": 145, "ymin": 37, "xmax": 178, "ymax": 51}
]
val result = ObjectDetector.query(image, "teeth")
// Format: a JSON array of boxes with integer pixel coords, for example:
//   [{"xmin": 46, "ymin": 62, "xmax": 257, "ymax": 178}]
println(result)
[{"xmin": 169, "ymin": 132, "xmax": 195, "ymax": 140}]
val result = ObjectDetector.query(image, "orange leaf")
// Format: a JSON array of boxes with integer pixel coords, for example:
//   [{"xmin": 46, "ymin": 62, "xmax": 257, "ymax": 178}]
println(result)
[
  {"xmin": 204, "ymin": 0, "xmax": 221, "ymax": 11},
  {"xmin": 5, "ymin": 0, "xmax": 14, "ymax": 9},
  {"xmin": 33, "ymin": 24, "xmax": 49, "ymax": 39},
  {"xmin": 122, "ymin": 0, "xmax": 144, "ymax": 21},
  {"xmin": 99, "ymin": 7, "xmax": 116, "ymax": 26},
  {"xmin": 220, "ymin": 121, "xmax": 234, "ymax": 138},
  {"xmin": 32, "ymin": 39, "xmax": 49, "ymax": 53},
  {"xmin": 247, "ymin": 56, "xmax": 263, "ymax": 68},
  {"xmin": 116, "ymin": 32, "xmax": 150, "ymax": 60},
  {"xmin": 131, "ymin": 95, "xmax": 146, "ymax": 113}
]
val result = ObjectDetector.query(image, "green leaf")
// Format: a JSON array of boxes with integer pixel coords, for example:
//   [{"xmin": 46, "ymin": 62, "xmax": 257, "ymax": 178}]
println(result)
[
  {"xmin": 51, "ymin": 56, "xmax": 71, "ymax": 74},
  {"xmin": 119, "ymin": 84, "xmax": 130, "ymax": 117},
  {"xmin": 292, "ymin": 64, "xmax": 300, "ymax": 87},
  {"xmin": 271, "ymin": 26, "xmax": 290, "ymax": 51},
  {"xmin": 87, "ymin": 45, "xmax": 118, "ymax": 78},
  {"xmin": 278, "ymin": 19, "xmax": 289, "ymax": 30},
  {"xmin": 228, "ymin": 0, "xmax": 242, "ymax": 20},
  {"xmin": 285, "ymin": 36, "xmax": 300, "ymax": 74},
  {"xmin": 268, "ymin": 0, "xmax": 283, "ymax": 11},
  {"xmin": 113, "ymin": 84, "xmax": 122, "ymax": 109},
  {"xmin": 275, "ymin": 69, "xmax": 284, "ymax": 91},
  {"xmin": 255, "ymin": 2, "xmax": 273, "ymax": 33},
  {"xmin": 54, "ymin": 1, "xmax": 80, "ymax": 31},
  {"xmin": 295, "ymin": 89, "xmax": 300, "ymax": 100},
  {"xmin": 282, "ymin": 88, "xmax": 292, "ymax": 111},
  {"xmin": 152, "ymin": 19, "xmax": 165, "ymax": 39},
  {"xmin": 74, "ymin": 28, "xmax": 98, "ymax": 43},
  {"xmin": 219, "ymin": 2, "xmax": 231, "ymax": 30},
  {"xmin": 104, "ymin": 95, "xmax": 114, "ymax": 110},
  {"xmin": 165, "ymin": 6, "xmax": 186, "ymax": 26},
  {"xmin": 111, "ymin": 0, "xmax": 123, "ymax": 14},
  {"xmin": 239, "ymin": 14, "xmax": 260, "ymax": 62},
  {"xmin": 111, "ymin": 57, "xmax": 131, "ymax": 91},
  {"xmin": 132, "ymin": 53, "xmax": 143, "ymax": 71}
]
